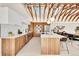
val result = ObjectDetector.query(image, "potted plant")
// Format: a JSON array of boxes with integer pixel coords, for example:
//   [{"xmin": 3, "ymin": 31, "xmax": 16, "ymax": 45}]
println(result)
[
  {"xmin": 75, "ymin": 27, "xmax": 79, "ymax": 34},
  {"xmin": 8, "ymin": 32, "xmax": 13, "ymax": 36}
]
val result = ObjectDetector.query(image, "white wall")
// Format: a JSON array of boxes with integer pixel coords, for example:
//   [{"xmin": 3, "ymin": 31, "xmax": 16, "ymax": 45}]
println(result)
[
  {"xmin": 0, "ymin": 7, "xmax": 29, "ymax": 37},
  {"xmin": 1, "ymin": 24, "xmax": 28, "ymax": 37},
  {"xmin": 0, "ymin": 7, "xmax": 8, "ymax": 24},
  {"xmin": 0, "ymin": 7, "xmax": 23, "ymax": 25},
  {"xmin": 0, "ymin": 3, "xmax": 30, "ymax": 24},
  {"xmin": 8, "ymin": 8, "xmax": 21, "ymax": 25},
  {"xmin": 50, "ymin": 22, "xmax": 79, "ymax": 34}
]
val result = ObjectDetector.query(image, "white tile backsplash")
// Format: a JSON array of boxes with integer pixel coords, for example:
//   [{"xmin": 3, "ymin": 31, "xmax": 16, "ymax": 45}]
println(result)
[{"xmin": 1, "ymin": 24, "xmax": 28, "ymax": 37}]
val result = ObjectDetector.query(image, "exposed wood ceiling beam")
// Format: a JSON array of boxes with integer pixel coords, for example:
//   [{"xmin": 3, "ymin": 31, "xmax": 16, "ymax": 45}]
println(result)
[
  {"xmin": 33, "ymin": 4, "xmax": 37, "ymax": 21},
  {"xmin": 68, "ymin": 11, "xmax": 79, "ymax": 21},
  {"xmin": 64, "ymin": 9, "xmax": 73, "ymax": 21},
  {"xmin": 24, "ymin": 3, "xmax": 79, "ymax": 22},
  {"xmin": 39, "ymin": 3, "xmax": 41, "ymax": 21},
  {"xmin": 60, "ymin": 9, "xmax": 69, "ymax": 21},
  {"xmin": 24, "ymin": 5, "xmax": 32, "ymax": 19},
  {"xmin": 67, "ymin": 9, "xmax": 78, "ymax": 21},
  {"xmin": 71, "ymin": 14, "xmax": 79, "ymax": 22},
  {"xmin": 62, "ymin": 4, "xmax": 79, "ymax": 22},
  {"xmin": 54, "ymin": 4, "xmax": 62, "ymax": 18},
  {"xmin": 57, "ymin": 4, "xmax": 68, "ymax": 21},
  {"xmin": 51, "ymin": 3, "xmax": 59, "ymax": 18},
  {"xmin": 46, "ymin": 4, "xmax": 53, "ymax": 21},
  {"xmin": 30, "ymin": 4, "xmax": 35, "ymax": 20},
  {"xmin": 60, "ymin": 4, "xmax": 74, "ymax": 21},
  {"xmin": 56, "ymin": 4, "xmax": 66, "ymax": 21},
  {"xmin": 27, "ymin": 5, "xmax": 34, "ymax": 20},
  {"xmin": 63, "ymin": 4, "xmax": 74, "ymax": 21},
  {"xmin": 67, "ymin": 14, "xmax": 74, "ymax": 22},
  {"xmin": 75, "ymin": 16, "xmax": 79, "ymax": 22},
  {"xmin": 43, "ymin": 3, "xmax": 47, "ymax": 19},
  {"xmin": 47, "ymin": 3, "xmax": 53, "ymax": 19},
  {"xmin": 72, "ymin": 12, "xmax": 79, "ymax": 21}
]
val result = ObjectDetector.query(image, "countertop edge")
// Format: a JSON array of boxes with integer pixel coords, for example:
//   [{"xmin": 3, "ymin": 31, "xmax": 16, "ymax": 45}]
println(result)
[{"xmin": 0, "ymin": 33, "xmax": 27, "ymax": 39}]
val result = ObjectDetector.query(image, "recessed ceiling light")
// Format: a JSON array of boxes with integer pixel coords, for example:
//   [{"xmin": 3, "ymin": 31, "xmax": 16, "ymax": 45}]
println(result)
[{"xmin": 47, "ymin": 20, "xmax": 51, "ymax": 24}]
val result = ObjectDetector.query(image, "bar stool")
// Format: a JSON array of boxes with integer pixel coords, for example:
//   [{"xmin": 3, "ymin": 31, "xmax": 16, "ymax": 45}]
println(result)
[
  {"xmin": 60, "ymin": 37, "xmax": 69, "ymax": 54},
  {"xmin": 70, "ymin": 38, "xmax": 79, "ymax": 49}
]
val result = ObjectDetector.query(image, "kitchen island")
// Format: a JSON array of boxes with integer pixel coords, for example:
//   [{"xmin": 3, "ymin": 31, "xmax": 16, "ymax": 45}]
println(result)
[
  {"xmin": 0, "ymin": 31, "xmax": 33, "ymax": 56},
  {"xmin": 41, "ymin": 33, "xmax": 64, "ymax": 55}
]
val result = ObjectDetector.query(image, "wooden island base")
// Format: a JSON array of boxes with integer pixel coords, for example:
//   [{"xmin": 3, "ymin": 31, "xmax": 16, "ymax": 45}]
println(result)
[
  {"xmin": 41, "ymin": 34, "xmax": 64, "ymax": 55},
  {"xmin": 41, "ymin": 38, "xmax": 60, "ymax": 55}
]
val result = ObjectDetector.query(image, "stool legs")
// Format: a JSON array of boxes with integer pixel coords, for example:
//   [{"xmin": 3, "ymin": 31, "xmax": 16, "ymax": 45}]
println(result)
[
  {"xmin": 61, "ymin": 42, "xmax": 69, "ymax": 54},
  {"xmin": 65, "ymin": 42, "xmax": 69, "ymax": 54}
]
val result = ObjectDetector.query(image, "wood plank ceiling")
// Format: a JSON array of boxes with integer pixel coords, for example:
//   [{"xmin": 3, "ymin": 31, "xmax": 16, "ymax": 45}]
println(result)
[{"xmin": 23, "ymin": 3, "xmax": 79, "ymax": 22}]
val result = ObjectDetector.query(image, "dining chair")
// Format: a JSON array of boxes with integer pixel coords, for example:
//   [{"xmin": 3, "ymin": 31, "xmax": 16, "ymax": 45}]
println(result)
[{"xmin": 60, "ymin": 37, "xmax": 69, "ymax": 54}]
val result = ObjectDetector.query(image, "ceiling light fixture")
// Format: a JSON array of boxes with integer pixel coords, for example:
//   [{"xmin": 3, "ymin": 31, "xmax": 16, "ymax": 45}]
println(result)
[
  {"xmin": 47, "ymin": 20, "xmax": 51, "ymax": 24},
  {"xmin": 50, "ymin": 17, "xmax": 55, "ymax": 22},
  {"xmin": 47, "ymin": 17, "xmax": 55, "ymax": 24}
]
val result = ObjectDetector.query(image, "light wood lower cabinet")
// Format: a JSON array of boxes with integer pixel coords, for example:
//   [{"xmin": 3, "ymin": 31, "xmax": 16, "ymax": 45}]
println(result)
[
  {"xmin": 15, "ymin": 38, "xmax": 19, "ymax": 54},
  {"xmin": 15, "ymin": 35, "xmax": 27, "ymax": 55},
  {"xmin": 41, "ymin": 38, "xmax": 60, "ymax": 55},
  {"xmin": 2, "ymin": 35, "xmax": 27, "ymax": 56},
  {"xmin": 19, "ymin": 35, "xmax": 26, "ymax": 49},
  {"xmin": 2, "ymin": 39, "xmax": 6, "ymax": 56},
  {"xmin": 1, "ymin": 31, "xmax": 33, "ymax": 56},
  {"xmin": 2, "ymin": 38, "xmax": 15, "ymax": 56}
]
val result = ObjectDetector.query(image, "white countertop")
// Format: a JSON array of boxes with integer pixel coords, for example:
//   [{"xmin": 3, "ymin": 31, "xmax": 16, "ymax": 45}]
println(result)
[
  {"xmin": 0, "ymin": 31, "xmax": 33, "ymax": 39},
  {"xmin": 41, "ymin": 33, "xmax": 65, "ymax": 39},
  {"xmin": 0, "ymin": 33, "xmax": 27, "ymax": 39}
]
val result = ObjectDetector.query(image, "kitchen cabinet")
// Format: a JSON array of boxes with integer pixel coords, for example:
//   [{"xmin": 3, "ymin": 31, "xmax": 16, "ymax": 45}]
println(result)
[
  {"xmin": 1, "ymin": 32, "xmax": 33, "ymax": 56},
  {"xmin": 15, "ymin": 35, "xmax": 27, "ymax": 55},
  {"xmin": 19, "ymin": 35, "xmax": 26, "ymax": 49},
  {"xmin": 15, "ymin": 38, "xmax": 20, "ymax": 54},
  {"xmin": 1, "ymin": 34, "xmax": 27, "ymax": 56},
  {"xmin": 2, "ymin": 38, "xmax": 15, "ymax": 56}
]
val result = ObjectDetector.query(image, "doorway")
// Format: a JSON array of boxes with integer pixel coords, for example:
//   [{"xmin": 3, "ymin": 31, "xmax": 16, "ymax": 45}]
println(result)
[{"xmin": 30, "ymin": 22, "xmax": 49, "ymax": 37}]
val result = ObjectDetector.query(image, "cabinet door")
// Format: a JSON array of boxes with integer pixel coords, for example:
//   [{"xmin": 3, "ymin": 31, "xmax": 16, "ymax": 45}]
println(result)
[
  {"xmin": 6, "ymin": 39, "xmax": 10, "ymax": 56},
  {"xmin": 19, "ymin": 36, "xmax": 24, "ymax": 49},
  {"xmin": 2, "ymin": 39, "xmax": 13, "ymax": 56},
  {"xmin": 15, "ymin": 38, "xmax": 19, "ymax": 54},
  {"xmin": 2, "ymin": 39, "xmax": 6, "ymax": 56},
  {"xmin": 25, "ymin": 35, "xmax": 28, "ymax": 43},
  {"xmin": 19, "ymin": 36, "xmax": 22, "ymax": 49},
  {"xmin": 2, "ymin": 39, "xmax": 10, "ymax": 56},
  {"xmin": 23, "ymin": 35, "xmax": 26, "ymax": 45}
]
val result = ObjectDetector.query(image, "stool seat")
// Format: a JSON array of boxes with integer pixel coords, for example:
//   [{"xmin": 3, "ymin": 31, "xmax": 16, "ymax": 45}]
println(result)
[{"xmin": 60, "ymin": 37, "xmax": 67, "ymax": 41}]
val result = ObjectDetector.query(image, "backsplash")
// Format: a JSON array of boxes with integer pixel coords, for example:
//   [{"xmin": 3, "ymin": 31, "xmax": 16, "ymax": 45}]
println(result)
[{"xmin": 1, "ymin": 24, "xmax": 28, "ymax": 37}]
